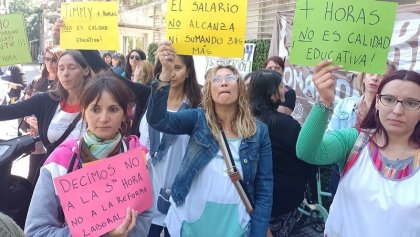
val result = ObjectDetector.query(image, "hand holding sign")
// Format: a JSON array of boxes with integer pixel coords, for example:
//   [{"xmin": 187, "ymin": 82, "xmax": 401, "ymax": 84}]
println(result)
[
  {"xmin": 312, "ymin": 60, "xmax": 342, "ymax": 107},
  {"xmin": 156, "ymin": 42, "xmax": 177, "ymax": 82},
  {"xmin": 108, "ymin": 207, "xmax": 137, "ymax": 237},
  {"xmin": 54, "ymin": 147, "xmax": 152, "ymax": 237}
]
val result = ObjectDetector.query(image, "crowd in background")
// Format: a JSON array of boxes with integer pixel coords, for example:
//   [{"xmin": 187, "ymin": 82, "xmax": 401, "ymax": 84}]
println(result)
[{"xmin": 0, "ymin": 18, "xmax": 419, "ymax": 237}]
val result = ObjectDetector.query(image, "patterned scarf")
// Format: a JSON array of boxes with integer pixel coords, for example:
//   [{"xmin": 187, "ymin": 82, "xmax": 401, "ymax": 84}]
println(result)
[{"xmin": 79, "ymin": 130, "xmax": 122, "ymax": 163}]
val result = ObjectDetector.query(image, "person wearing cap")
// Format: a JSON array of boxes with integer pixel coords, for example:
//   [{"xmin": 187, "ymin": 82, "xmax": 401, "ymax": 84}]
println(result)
[{"xmin": 1, "ymin": 65, "xmax": 27, "ymax": 104}]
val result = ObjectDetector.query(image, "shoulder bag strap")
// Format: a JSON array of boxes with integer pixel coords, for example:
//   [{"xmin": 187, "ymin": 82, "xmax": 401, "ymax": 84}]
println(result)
[
  {"xmin": 217, "ymin": 131, "xmax": 254, "ymax": 213},
  {"xmin": 47, "ymin": 113, "xmax": 82, "ymax": 154}
]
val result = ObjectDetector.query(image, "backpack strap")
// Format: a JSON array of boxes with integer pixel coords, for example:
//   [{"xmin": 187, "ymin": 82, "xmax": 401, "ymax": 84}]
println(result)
[{"xmin": 341, "ymin": 129, "xmax": 373, "ymax": 178}]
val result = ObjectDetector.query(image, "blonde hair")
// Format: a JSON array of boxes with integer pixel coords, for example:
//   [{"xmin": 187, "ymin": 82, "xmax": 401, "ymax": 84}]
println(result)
[
  {"xmin": 138, "ymin": 60, "xmax": 154, "ymax": 84},
  {"xmin": 354, "ymin": 61, "xmax": 397, "ymax": 94},
  {"xmin": 202, "ymin": 65, "xmax": 256, "ymax": 140}
]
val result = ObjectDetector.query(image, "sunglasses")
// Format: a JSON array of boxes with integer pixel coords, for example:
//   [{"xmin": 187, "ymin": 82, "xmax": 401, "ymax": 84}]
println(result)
[
  {"xmin": 130, "ymin": 55, "xmax": 141, "ymax": 60},
  {"xmin": 44, "ymin": 57, "xmax": 57, "ymax": 64}
]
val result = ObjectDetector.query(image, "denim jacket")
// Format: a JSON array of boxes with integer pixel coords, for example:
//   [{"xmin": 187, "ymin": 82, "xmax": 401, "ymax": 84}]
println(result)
[
  {"xmin": 327, "ymin": 96, "xmax": 360, "ymax": 131},
  {"xmin": 147, "ymin": 85, "xmax": 273, "ymax": 237},
  {"xmin": 148, "ymin": 102, "xmax": 191, "ymax": 166}
]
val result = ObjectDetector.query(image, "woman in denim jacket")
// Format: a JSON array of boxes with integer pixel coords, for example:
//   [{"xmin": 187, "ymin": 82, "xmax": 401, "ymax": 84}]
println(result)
[{"xmin": 146, "ymin": 42, "xmax": 273, "ymax": 237}]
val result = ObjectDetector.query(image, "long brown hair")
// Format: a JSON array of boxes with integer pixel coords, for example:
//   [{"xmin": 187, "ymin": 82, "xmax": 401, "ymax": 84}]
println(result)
[
  {"xmin": 354, "ymin": 61, "xmax": 397, "ymax": 94},
  {"xmin": 49, "ymin": 50, "xmax": 94, "ymax": 102},
  {"xmin": 31, "ymin": 46, "xmax": 65, "ymax": 93},
  {"xmin": 202, "ymin": 65, "xmax": 256, "ymax": 140},
  {"xmin": 80, "ymin": 73, "xmax": 134, "ymax": 135},
  {"xmin": 154, "ymin": 55, "xmax": 201, "ymax": 108}
]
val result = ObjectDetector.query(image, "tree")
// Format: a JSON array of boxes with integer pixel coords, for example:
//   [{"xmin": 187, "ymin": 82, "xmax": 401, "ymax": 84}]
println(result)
[{"xmin": 8, "ymin": 0, "xmax": 42, "ymax": 41}]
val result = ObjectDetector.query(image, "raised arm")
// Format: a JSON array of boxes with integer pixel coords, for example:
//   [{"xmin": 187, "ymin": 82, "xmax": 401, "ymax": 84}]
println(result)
[
  {"xmin": 0, "ymin": 93, "xmax": 47, "ymax": 121},
  {"xmin": 146, "ymin": 84, "xmax": 197, "ymax": 135},
  {"xmin": 296, "ymin": 61, "xmax": 358, "ymax": 168},
  {"xmin": 146, "ymin": 42, "xmax": 197, "ymax": 135}
]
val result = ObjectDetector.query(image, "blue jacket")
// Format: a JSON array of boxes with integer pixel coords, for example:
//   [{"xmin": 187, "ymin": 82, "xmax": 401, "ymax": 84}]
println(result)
[
  {"xmin": 327, "ymin": 96, "xmax": 360, "ymax": 131},
  {"xmin": 147, "ymin": 85, "xmax": 273, "ymax": 236}
]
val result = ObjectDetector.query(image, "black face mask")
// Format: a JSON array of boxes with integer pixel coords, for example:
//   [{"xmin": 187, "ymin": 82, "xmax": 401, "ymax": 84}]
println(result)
[{"xmin": 272, "ymin": 99, "xmax": 282, "ymax": 108}]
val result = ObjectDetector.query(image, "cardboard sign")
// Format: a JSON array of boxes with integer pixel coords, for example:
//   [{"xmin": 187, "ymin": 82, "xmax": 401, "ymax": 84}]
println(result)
[
  {"xmin": 289, "ymin": 0, "xmax": 397, "ymax": 74},
  {"xmin": 0, "ymin": 14, "xmax": 31, "ymax": 66},
  {"xmin": 166, "ymin": 0, "xmax": 248, "ymax": 57},
  {"xmin": 268, "ymin": 5, "xmax": 419, "ymax": 124},
  {"xmin": 205, "ymin": 43, "xmax": 255, "ymax": 78},
  {"xmin": 60, "ymin": 1, "xmax": 119, "ymax": 50},
  {"xmin": 54, "ymin": 148, "xmax": 152, "ymax": 237}
]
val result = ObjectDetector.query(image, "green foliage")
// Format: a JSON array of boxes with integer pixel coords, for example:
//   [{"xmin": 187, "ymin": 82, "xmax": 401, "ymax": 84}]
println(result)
[
  {"xmin": 8, "ymin": 0, "xmax": 42, "ymax": 41},
  {"xmin": 245, "ymin": 39, "xmax": 271, "ymax": 71},
  {"xmin": 147, "ymin": 42, "xmax": 158, "ymax": 63}
]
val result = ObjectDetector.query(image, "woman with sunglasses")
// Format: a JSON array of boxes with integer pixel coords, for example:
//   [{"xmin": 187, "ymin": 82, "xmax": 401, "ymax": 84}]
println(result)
[
  {"xmin": 24, "ymin": 46, "xmax": 65, "ymax": 97},
  {"xmin": 125, "ymin": 49, "xmax": 146, "ymax": 82},
  {"xmin": 0, "ymin": 51, "xmax": 93, "ymax": 187},
  {"xmin": 19, "ymin": 46, "xmax": 65, "ymax": 184},
  {"xmin": 146, "ymin": 42, "xmax": 272, "ymax": 237},
  {"xmin": 296, "ymin": 60, "xmax": 420, "ymax": 236}
]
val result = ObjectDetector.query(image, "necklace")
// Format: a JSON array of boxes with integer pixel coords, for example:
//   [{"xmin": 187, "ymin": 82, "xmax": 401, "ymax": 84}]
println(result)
[
  {"xmin": 47, "ymin": 79, "xmax": 54, "ymax": 89},
  {"xmin": 384, "ymin": 149, "xmax": 407, "ymax": 169}
]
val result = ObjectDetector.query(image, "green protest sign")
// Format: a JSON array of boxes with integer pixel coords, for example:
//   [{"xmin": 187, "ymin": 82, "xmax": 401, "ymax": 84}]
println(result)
[
  {"xmin": 289, "ymin": 0, "xmax": 397, "ymax": 74},
  {"xmin": 0, "ymin": 13, "xmax": 31, "ymax": 66}
]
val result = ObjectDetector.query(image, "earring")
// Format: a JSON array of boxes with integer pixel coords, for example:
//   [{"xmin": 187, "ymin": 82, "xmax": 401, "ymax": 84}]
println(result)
[{"xmin": 120, "ymin": 121, "xmax": 128, "ymax": 134}]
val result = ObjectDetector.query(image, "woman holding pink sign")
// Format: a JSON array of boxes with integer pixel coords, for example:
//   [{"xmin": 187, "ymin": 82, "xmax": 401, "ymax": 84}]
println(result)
[{"xmin": 25, "ymin": 75, "xmax": 153, "ymax": 237}]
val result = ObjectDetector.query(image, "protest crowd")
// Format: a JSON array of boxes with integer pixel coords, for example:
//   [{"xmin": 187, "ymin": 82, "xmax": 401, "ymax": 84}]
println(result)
[{"xmin": 0, "ymin": 1, "xmax": 419, "ymax": 237}]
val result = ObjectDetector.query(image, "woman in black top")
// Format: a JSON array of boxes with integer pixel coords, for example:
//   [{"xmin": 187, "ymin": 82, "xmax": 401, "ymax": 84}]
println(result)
[
  {"xmin": 248, "ymin": 70, "xmax": 317, "ymax": 237},
  {"xmin": 20, "ymin": 46, "xmax": 64, "ymax": 184},
  {"xmin": 125, "ymin": 49, "xmax": 147, "ymax": 81},
  {"xmin": 0, "ymin": 51, "xmax": 93, "ymax": 184}
]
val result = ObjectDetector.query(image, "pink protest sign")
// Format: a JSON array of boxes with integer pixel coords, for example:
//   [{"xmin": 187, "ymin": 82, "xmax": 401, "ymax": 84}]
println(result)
[{"xmin": 53, "ymin": 147, "xmax": 152, "ymax": 237}]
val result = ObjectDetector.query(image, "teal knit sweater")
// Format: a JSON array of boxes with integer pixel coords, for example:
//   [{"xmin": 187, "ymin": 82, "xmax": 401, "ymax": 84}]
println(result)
[{"xmin": 296, "ymin": 103, "xmax": 359, "ymax": 168}]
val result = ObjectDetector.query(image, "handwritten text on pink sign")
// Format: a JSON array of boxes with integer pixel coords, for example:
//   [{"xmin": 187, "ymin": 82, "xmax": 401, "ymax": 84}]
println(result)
[{"xmin": 54, "ymin": 147, "xmax": 152, "ymax": 237}]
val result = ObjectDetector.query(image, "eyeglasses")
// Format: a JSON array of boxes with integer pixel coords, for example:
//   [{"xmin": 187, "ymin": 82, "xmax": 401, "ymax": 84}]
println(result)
[
  {"xmin": 44, "ymin": 57, "xmax": 57, "ymax": 64},
  {"xmin": 212, "ymin": 75, "xmax": 239, "ymax": 85},
  {"xmin": 130, "ymin": 55, "xmax": 141, "ymax": 60},
  {"xmin": 379, "ymin": 94, "xmax": 420, "ymax": 111}
]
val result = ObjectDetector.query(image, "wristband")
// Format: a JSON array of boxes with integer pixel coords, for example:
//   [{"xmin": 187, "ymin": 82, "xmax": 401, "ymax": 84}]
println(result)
[
  {"xmin": 315, "ymin": 100, "xmax": 333, "ymax": 113},
  {"xmin": 155, "ymin": 73, "xmax": 171, "ymax": 84}
]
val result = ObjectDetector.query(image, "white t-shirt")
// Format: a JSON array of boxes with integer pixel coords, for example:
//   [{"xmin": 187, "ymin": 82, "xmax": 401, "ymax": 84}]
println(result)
[
  {"xmin": 47, "ymin": 105, "xmax": 85, "ymax": 145},
  {"xmin": 139, "ymin": 108, "xmax": 190, "ymax": 226},
  {"xmin": 326, "ymin": 145, "xmax": 420, "ymax": 236},
  {"xmin": 165, "ymin": 138, "xmax": 250, "ymax": 237}
]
